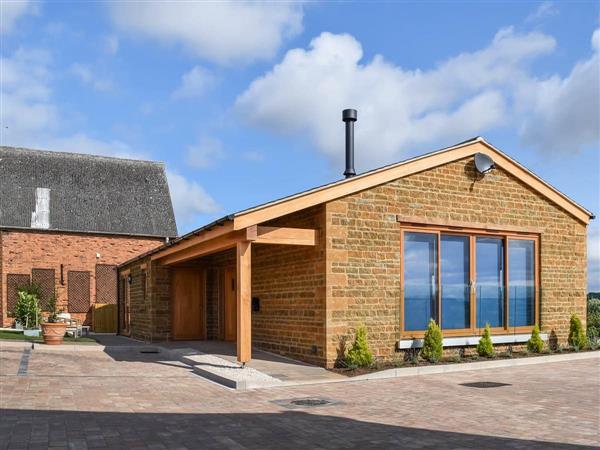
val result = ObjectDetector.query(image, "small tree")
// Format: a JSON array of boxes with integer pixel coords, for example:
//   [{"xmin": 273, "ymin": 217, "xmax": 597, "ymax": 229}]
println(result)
[
  {"xmin": 527, "ymin": 324, "xmax": 544, "ymax": 353},
  {"xmin": 477, "ymin": 323, "xmax": 494, "ymax": 357},
  {"xmin": 568, "ymin": 314, "xmax": 588, "ymax": 350},
  {"xmin": 12, "ymin": 288, "xmax": 41, "ymax": 329},
  {"xmin": 421, "ymin": 319, "xmax": 443, "ymax": 363},
  {"xmin": 345, "ymin": 325, "xmax": 373, "ymax": 368},
  {"xmin": 45, "ymin": 292, "xmax": 60, "ymax": 323}
]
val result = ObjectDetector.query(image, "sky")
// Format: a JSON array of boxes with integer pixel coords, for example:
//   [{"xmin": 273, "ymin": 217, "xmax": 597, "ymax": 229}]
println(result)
[{"xmin": 1, "ymin": 0, "xmax": 599, "ymax": 290}]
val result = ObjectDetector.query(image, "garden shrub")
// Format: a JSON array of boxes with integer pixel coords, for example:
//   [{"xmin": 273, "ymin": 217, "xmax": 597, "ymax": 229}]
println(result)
[
  {"xmin": 477, "ymin": 323, "xmax": 494, "ymax": 357},
  {"xmin": 587, "ymin": 298, "xmax": 600, "ymax": 345},
  {"xmin": 420, "ymin": 319, "xmax": 443, "ymax": 363},
  {"xmin": 12, "ymin": 286, "xmax": 41, "ymax": 329},
  {"xmin": 345, "ymin": 325, "xmax": 373, "ymax": 367},
  {"xmin": 527, "ymin": 324, "xmax": 544, "ymax": 353},
  {"xmin": 568, "ymin": 314, "xmax": 588, "ymax": 350}
]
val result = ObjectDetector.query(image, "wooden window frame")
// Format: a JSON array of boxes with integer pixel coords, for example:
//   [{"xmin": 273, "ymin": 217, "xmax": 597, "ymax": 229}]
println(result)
[{"xmin": 400, "ymin": 224, "xmax": 539, "ymax": 339}]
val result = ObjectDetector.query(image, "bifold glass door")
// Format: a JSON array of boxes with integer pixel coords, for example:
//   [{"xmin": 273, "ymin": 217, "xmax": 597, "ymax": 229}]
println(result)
[
  {"xmin": 508, "ymin": 239, "xmax": 535, "ymax": 327},
  {"xmin": 402, "ymin": 229, "xmax": 537, "ymax": 335},
  {"xmin": 441, "ymin": 235, "xmax": 470, "ymax": 330},
  {"xmin": 403, "ymin": 232, "xmax": 438, "ymax": 331},
  {"xmin": 476, "ymin": 237, "xmax": 505, "ymax": 328}
]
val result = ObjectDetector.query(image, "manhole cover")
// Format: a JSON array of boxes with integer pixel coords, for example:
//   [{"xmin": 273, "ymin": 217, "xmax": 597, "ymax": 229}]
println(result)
[
  {"xmin": 460, "ymin": 381, "xmax": 511, "ymax": 388},
  {"xmin": 271, "ymin": 397, "xmax": 342, "ymax": 409},
  {"xmin": 291, "ymin": 398, "xmax": 331, "ymax": 407}
]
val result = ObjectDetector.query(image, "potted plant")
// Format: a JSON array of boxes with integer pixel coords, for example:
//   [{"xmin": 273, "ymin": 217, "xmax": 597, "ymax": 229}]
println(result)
[
  {"xmin": 41, "ymin": 293, "xmax": 67, "ymax": 345},
  {"xmin": 12, "ymin": 285, "xmax": 42, "ymax": 337}
]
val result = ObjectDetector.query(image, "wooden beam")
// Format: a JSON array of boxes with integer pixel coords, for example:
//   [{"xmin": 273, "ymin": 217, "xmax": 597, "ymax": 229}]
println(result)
[
  {"xmin": 236, "ymin": 241, "xmax": 252, "ymax": 364},
  {"xmin": 157, "ymin": 232, "xmax": 243, "ymax": 266},
  {"xmin": 246, "ymin": 225, "xmax": 317, "ymax": 246},
  {"xmin": 150, "ymin": 221, "xmax": 234, "ymax": 261},
  {"xmin": 397, "ymin": 216, "xmax": 543, "ymax": 234}
]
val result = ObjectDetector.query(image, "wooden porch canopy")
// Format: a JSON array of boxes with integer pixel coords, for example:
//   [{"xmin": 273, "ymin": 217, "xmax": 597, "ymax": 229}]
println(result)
[{"xmin": 151, "ymin": 224, "xmax": 318, "ymax": 364}]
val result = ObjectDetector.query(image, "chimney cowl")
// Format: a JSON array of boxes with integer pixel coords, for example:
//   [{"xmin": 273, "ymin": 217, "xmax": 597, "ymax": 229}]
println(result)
[{"xmin": 342, "ymin": 108, "xmax": 357, "ymax": 178}]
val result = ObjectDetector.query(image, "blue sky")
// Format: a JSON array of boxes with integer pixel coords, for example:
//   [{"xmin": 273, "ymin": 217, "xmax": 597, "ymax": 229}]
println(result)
[{"xmin": 1, "ymin": 1, "xmax": 599, "ymax": 289}]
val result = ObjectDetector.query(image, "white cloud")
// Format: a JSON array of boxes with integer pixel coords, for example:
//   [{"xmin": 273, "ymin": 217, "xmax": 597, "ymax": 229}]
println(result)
[
  {"xmin": 103, "ymin": 34, "xmax": 119, "ymax": 54},
  {"xmin": 589, "ymin": 226, "xmax": 600, "ymax": 292},
  {"xmin": 172, "ymin": 66, "xmax": 216, "ymax": 99},
  {"xmin": 236, "ymin": 29, "xmax": 558, "ymax": 168},
  {"xmin": 526, "ymin": 1, "xmax": 559, "ymax": 23},
  {"xmin": 186, "ymin": 136, "xmax": 225, "ymax": 168},
  {"xmin": 166, "ymin": 170, "xmax": 221, "ymax": 227},
  {"xmin": 69, "ymin": 63, "xmax": 114, "ymax": 92},
  {"xmin": 1, "ymin": 47, "xmax": 58, "ymax": 142},
  {"xmin": 519, "ymin": 29, "xmax": 600, "ymax": 153},
  {"xmin": 1, "ymin": 0, "xmax": 36, "ymax": 34},
  {"xmin": 236, "ymin": 28, "xmax": 599, "ymax": 169},
  {"xmin": 108, "ymin": 1, "xmax": 303, "ymax": 65}
]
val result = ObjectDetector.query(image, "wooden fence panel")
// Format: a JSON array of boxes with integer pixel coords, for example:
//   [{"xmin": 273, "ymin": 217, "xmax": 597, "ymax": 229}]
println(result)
[{"xmin": 93, "ymin": 304, "xmax": 117, "ymax": 333}]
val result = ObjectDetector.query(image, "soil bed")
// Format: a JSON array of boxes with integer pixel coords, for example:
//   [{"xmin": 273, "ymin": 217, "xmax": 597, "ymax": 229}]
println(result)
[{"xmin": 329, "ymin": 348, "xmax": 598, "ymax": 377}]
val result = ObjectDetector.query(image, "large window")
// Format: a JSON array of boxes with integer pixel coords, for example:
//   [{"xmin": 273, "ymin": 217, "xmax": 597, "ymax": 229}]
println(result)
[{"xmin": 401, "ymin": 227, "xmax": 538, "ymax": 336}]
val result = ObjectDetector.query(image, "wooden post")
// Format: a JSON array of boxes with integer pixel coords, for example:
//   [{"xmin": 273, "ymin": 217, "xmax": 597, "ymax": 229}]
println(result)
[{"xmin": 236, "ymin": 241, "xmax": 252, "ymax": 364}]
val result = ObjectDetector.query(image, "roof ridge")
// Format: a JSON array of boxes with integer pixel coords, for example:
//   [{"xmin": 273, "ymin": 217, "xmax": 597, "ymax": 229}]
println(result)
[{"xmin": 0, "ymin": 146, "xmax": 165, "ymax": 166}]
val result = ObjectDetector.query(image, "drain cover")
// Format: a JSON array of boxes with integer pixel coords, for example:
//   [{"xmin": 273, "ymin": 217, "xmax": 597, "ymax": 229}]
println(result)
[
  {"xmin": 140, "ymin": 348, "xmax": 160, "ymax": 354},
  {"xmin": 460, "ymin": 381, "xmax": 511, "ymax": 388},
  {"xmin": 291, "ymin": 398, "xmax": 331, "ymax": 407},
  {"xmin": 271, "ymin": 397, "xmax": 342, "ymax": 409}
]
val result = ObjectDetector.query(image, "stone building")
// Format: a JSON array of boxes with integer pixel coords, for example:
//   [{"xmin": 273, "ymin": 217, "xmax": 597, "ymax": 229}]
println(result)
[
  {"xmin": 0, "ymin": 147, "xmax": 177, "ymax": 329},
  {"xmin": 119, "ymin": 137, "xmax": 593, "ymax": 367}
]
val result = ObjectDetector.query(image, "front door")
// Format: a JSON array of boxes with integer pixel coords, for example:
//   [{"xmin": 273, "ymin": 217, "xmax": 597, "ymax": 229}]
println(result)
[
  {"xmin": 171, "ymin": 268, "xmax": 205, "ymax": 340},
  {"xmin": 223, "ymin": 267, "xmax": 237, "ymax": 342}
]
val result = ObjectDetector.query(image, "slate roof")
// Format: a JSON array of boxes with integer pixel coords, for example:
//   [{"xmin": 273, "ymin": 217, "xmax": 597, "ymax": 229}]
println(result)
[{"xmin": 0, "ymin": 146, "xmax": 178, "ymax": 237}]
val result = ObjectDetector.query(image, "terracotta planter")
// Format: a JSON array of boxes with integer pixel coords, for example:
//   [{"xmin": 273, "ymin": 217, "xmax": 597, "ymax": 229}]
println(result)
[{"xmin": 41, "ymin": 322, "xmax": 67, "ymax": 345}]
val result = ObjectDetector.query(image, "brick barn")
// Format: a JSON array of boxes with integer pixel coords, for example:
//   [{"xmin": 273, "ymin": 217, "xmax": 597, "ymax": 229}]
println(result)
[
  {"xmin": 0, "ymin": 147, "xmax": 177, "ymax": 330},
  {"xmin": 119, "ymin": 136, "xmax": 593, "ymax": 368}
]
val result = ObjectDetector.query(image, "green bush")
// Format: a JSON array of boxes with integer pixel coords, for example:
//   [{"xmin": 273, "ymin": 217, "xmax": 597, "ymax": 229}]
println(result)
[
  {"xmin": 568, "ymin": 314, "xmax": 588, "ymax": 350},
  {"xmin": 587, "ymin": 298, "xmax": 600, "ymax": 344},
  {"xmin": 421, "ymin": 319, "xmax": 443, "ymax": 363},
  {"xmin": 477, "ymin": 323, "xmax": 494, "ymax": 357},
  {"xmin": 345, "ymin": 325, "xmax": 374, "ymax": 368},
  {"xmin": 12, "ymin": 287, "xmax": 41, "ymax": 329},
  {"xmin": 527, "ymin": 324, "xmax": 544, "ymax": 353}
]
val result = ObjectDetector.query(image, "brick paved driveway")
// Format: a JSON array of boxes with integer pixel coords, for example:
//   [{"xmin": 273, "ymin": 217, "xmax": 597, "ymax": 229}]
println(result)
[{"xmin": 1, "ymin": 343, "xmax": 598, "ymax": 450}]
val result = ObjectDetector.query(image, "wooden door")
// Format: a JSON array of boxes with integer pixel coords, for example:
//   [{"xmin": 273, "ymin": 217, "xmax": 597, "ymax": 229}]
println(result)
[
  {"xmin": 223, "ymin": 267, "xmax": 237, "ymax": 342},
  {"xmin": 171, "ymin": 268, "xmax": 205, "ymax": 340}
]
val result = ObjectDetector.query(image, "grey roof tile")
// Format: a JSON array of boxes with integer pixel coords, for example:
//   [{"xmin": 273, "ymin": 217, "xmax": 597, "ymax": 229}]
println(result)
[{"xmin": 0, "ymin": 146, "xmax": 178, "ymax": 237}]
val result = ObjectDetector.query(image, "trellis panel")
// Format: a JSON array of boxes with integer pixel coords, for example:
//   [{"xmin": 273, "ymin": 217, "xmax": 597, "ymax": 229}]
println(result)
[
  {"xmin": 95, "ymin": 264, "xmax": 118, "ymax": 304},
  {"xmin": 68, "ymin": 271, "xmax": 91, "ymax": 313},
  {"xmin": 6, "ymin": 274, "xmax": 31, "ymax": 317},
  {"xmin": 32, "ymin": 268, "xmax": 56, "ymax": 310}
]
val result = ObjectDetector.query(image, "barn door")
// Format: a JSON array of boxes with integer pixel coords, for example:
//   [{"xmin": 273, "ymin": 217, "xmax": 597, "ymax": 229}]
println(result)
[{"xmin": 171, "ymin": 268, "xmax": 205, "ymax": 340}]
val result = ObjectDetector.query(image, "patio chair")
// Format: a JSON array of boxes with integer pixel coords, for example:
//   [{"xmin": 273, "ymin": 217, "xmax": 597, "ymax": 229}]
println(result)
[{"xmin": 58, "ymin": 312, "xmax": 83, "ymax": 338}]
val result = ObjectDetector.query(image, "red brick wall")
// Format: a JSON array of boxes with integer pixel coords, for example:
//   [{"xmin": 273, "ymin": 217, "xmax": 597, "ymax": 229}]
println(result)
[{"xmin": 0, "ymin": 229, "xmax": 163, "ymax": 328}]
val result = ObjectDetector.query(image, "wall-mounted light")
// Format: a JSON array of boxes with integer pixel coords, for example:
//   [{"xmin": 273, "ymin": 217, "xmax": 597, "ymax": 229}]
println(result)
[
  {"xmin": 127, "ymin": 274, "xmax": 133, "ymax": 285},
  {"xmin": 96, "ymin": 253, "xmax": 101, "ymax": 259}
]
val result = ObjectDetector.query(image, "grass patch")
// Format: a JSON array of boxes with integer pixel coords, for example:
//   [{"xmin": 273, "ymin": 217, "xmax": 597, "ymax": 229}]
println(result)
[{"xmin": 0, "ymin": 330, "xmax": 97, "ymax": 344}]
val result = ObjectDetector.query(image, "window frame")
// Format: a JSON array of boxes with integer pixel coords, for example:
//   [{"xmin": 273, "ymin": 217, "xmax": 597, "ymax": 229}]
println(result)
[{"xmin": 400, "ymin": 224, "xmax": 539, "ymax": 339}]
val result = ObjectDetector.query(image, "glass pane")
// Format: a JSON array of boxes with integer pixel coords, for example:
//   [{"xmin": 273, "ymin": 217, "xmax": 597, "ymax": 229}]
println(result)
[
  {"xmin": 441, "ymin": 235, "xmax": 470, "ymax": 329},
  {"xmin": 476, "ymin": 237, "xmax": 505, "ymax": 328},
  {"xmin": 404, "ymin": 232, "xmax": 438, "ymax": 331},
  {"xmin": 509, "ymin": 240, "xmax": 535, "ymax": 326}
]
